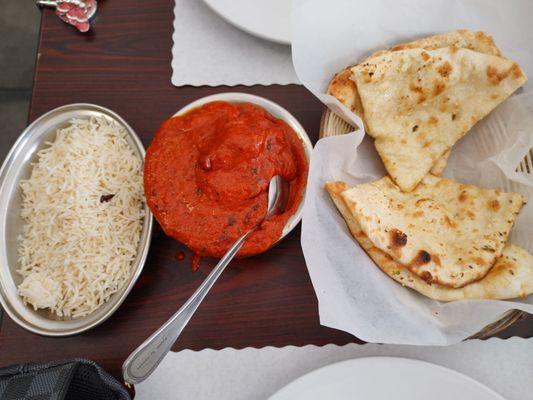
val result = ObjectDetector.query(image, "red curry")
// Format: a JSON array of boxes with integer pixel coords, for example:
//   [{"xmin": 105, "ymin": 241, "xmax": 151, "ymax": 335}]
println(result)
[{"xmin": 144, "ymin": 101, "xmax": 308, "ymax": 258}]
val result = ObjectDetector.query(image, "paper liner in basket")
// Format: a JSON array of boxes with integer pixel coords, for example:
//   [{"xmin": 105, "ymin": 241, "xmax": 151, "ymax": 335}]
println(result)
[{"xmin": 294, "ymin": 0, "xmax": 533, "ymax": 345}]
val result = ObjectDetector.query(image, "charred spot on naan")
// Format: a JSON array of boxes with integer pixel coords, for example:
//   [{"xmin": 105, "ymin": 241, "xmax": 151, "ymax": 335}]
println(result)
[
  {"xmin": 488, "ymin": 199, "xmax": 500, "ymax": 211},
  {"xmin": 432, "ymin": 80, "xmax": 447, "ymax": 97},
  {"xmin": 437, "ymin": 61, "xmax": 453, "ymax": 77},
  {"xmin": 481, "ymin": 244, "xmax": 496, "ymax": 253},
  {"xmin": 473, "ymin": 31, "xmax": 501, "ymax": 56},
  {"xmin": 409, "ymin": 82, "xmax": 424, "ymax": 94},
  {"xmin": 415, "ymin": 250, "xmax": 432, "ymax": 265},
  {"xmin": 486, "ymin": 62, "xmax": 525, "ymax": 85},
  {"xmin": 419, "ymin": 271, "xmax": 433, "ymax": 283},
  {"xmin": 389, "ymin": 229, "xmax": 408, "ymax": 249},
  {"xmin": 411, "ymin": 250, "xmax": 434, "ymax": 282},
  {"xmin": 428, "ymin": 116, "xmax": 439, "ymax": 125}
]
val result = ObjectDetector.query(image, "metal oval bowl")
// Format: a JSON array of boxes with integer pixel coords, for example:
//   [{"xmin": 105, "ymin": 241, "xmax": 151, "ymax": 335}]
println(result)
[
  {"xmin": 0, "ymin": 104, "xmax": 153, "ymax": 336},
  {"xmin": 172, "ymin": 92, "xmax": 312, "ymax": 244}
]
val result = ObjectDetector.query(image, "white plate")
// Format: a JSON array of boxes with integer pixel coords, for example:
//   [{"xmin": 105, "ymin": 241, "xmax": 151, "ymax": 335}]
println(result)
[
  {"xmin": 202, "ymin": 0, "xmax": 291, "ymax": 45},
  {"xmin": 269, "ymin": 357, "xmax": 504, "ymax": 400}
]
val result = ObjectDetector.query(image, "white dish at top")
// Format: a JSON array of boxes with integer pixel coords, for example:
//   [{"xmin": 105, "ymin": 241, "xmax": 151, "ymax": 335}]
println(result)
[
  {"xmin": 202, "ymin": 0, "xmax": 291, "ymax": 45},
  {"xmin": 269, "ymin": 357, "xmax": 504, "ymax": 400}
]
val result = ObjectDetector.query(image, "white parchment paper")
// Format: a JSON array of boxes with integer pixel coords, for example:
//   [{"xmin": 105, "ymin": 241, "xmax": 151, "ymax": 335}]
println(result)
[
  {"xmin": 293, "ymin": 0, "xmax": 533, "ymax": 345},
  {"xmin": 136, "ymin": 338, "xmax": 533, "ymax": 400},
  {"xmin": 171, "ymin": 0, "xmax": 298, "ymax": 86}
]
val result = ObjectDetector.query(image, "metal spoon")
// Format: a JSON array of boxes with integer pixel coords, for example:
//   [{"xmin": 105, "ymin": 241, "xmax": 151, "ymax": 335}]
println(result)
[{"xmin": 122, "ymin": 176, "xmax": 289, "ymax": 385}]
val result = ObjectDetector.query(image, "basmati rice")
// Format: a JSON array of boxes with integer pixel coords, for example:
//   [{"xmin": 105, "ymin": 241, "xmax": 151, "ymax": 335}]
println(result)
[{"xmin": 17, "ymin": 116, "xmax": 145, "ymax": 318}]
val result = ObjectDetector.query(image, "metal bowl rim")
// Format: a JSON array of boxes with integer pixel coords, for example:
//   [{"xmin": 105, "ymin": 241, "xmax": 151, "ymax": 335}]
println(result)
[{"xmin": 0, "ymin": 103, "xmax": 153, "ymax": 337}]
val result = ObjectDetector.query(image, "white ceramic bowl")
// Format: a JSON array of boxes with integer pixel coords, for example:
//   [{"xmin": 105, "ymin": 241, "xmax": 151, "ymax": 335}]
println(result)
[{"xmin": 172, "ymin": 92, "xmax": 313, "ymax": 243}]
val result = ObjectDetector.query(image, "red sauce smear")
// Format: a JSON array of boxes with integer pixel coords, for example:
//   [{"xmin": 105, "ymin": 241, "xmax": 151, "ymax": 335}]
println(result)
[
  {"xmin": 144, "ymin": 101, "xmax": 308, "ymax": 258},
  {"xmin": 191, "ymin": 253, "xmax": 202, "ymax": 272}
]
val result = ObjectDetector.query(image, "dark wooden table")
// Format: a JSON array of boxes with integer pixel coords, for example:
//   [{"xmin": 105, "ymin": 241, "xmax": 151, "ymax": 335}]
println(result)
[{"xmin": 1, "ymin": 0, "xmax": 531, "ymax": 388}]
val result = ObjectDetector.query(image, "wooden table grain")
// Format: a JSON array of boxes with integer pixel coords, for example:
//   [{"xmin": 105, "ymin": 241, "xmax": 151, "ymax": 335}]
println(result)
[{"xmin": 1, "ymin": 0, "xmax": 531, "ymax": 387}]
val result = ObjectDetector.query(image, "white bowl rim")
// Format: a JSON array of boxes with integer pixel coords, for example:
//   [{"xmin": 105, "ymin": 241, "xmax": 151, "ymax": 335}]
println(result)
[{"xmin": 171, "ymin": 92, "xmax": 313, "ymax": 242}]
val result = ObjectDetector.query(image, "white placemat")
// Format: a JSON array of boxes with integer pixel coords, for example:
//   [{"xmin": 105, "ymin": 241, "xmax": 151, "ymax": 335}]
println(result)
[
  {"xmin": 136, "ymin": 337, "xmax": 532, "ymax": 399},
  {"xmin": 171, "ymin": 0, "xmax": 299, "ymax": 86}
]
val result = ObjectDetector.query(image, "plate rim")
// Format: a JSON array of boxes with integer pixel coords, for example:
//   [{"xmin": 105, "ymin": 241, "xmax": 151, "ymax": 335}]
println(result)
[
  {"xmin": 269, "ymin": 356, "xmax": 505, "ymax": 400},
  {"xmin": 202, "ymin": 0, "xmax": 291, "ymax": 45}
]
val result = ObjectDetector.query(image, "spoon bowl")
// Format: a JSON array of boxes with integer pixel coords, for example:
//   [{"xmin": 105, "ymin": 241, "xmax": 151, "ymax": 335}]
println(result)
[{"xmin": 266, "ymin": 175, "xmax": 290, "ymax": 220}]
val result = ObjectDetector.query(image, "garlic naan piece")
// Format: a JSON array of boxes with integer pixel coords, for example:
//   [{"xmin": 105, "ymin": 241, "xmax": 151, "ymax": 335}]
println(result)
[
  {"xmin": 328, "ymin": 65, "xmax": 453, "ymax": 175},
  {"xmin": 376, "ymin": 29, "xmax": 502, "ymax": 57},
  {"xmin": 429, "ymin": 149, "xmax": 450, "ymax": 175},
  {"xmin": 328, "ymin": 65, "xmax": 365, "ymax": 116},
  {"xmin": 327, "ymin": 30, "xmax": 503, "ymax": 177},
  {"xmin": 351, "ymin": 47, "xmax": 527, "ymax": 192},
  {"xmin": 340, "ymin": 175, "xmax": 524, "ymax": 288},
  {"xmin": 326, "ymin": 181, "xmax": 533, "ymax": 301},
  {"xmin": 328, "ymin": 30, "xmax": 502, "ymax": 113}
]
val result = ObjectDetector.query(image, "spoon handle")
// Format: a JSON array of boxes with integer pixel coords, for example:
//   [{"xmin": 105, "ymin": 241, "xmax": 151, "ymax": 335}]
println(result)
[{"xmin": 122, "ymin": 230, "xmax": 252, "ymax": 385}]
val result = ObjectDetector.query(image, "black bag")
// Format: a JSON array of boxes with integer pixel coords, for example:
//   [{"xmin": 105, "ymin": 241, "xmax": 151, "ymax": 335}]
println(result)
[{"xmin": 0, "ymin": 359, "xmax": 130, "ymax": 400}]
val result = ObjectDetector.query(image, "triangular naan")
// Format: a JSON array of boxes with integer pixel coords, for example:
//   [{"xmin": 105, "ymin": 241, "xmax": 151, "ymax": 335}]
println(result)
[
  {"xmin": 371, "ymin": 29, "xmax": 502, "ymax": 58},
  {"xmin": 327, "ymin": 30, "xmax": 502, "ymax": 176},
  {"xmin": 328, "ymin": 30, "xmax": 503, "ymax": 115},
  {"xmin": 328, "ymin": 65, "xmax": 364, "ymax": 116},
  {"xmin": 340, "ymin": 175, "xmax": 524, "ymax": 288},
  {"xmin": 328, "ymin": 66, "xmax": 451, "ymax": 175},
  {"xmin": 351, "ymin": 47, "xmax": 527, "ymax": 191},
  {"xmin": 326, "ymin": 181, "xmax": 533, "ymax": 301}
]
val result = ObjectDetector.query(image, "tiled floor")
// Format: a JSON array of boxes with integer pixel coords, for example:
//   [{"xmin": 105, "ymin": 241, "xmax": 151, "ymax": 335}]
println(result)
[{"xmin": 0, "ymin": 1, "xmax": 40, "ymax": 162}]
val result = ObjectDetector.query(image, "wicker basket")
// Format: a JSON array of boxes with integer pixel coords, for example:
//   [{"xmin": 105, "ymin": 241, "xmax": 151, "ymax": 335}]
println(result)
[{"xmin": 319, "ymin": 108, "xmax": 530, "ymax": 339}]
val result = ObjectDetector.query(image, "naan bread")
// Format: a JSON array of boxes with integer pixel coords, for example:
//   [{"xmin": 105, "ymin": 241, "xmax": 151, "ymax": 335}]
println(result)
[
  {"xmin": 328, "ymin": 30, "xmax": 502, "ymax": 113},
  {"xmin": 327, "ymin": 30, "xmax": 502, "ymax": 177},
  {"xmin": 352, "ymin": 47, "xmax": 527, "ymax": 191},
  {"xmin": 340, "ymin": 175, "xmax": 524, "ymax": 288},
  {"xmin": 326, "ymin": 181, "xmax": 533, "ymax": 301},
  {"xmin": 328, "ymin": 65, "xmax": 450, "ymax": 175},
  {"xmin": 328, "ymin": 65, "xmax": 365, "ymax": 116},
  {"xmin": 430, "ymin": 149, "xmax": 450, "ymax": 175},
  {"xmin": 370, "ymin": 29, "xmax": 501, "ymax": 58}
]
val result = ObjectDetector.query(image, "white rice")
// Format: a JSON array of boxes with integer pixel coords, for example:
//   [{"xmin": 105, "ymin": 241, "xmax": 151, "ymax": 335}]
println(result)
[{"xmin": 17, "ymin": 116, "xmax": 145, "ymax": 318}]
